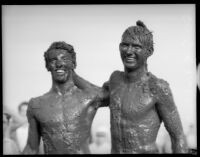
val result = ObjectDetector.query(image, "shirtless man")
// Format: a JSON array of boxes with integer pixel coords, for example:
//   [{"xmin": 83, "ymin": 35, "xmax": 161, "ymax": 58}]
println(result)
[
  {"xmin": 102, "ymin": 21, "xmax": 188, "ymax": 153},
  {"xmin": 23, "ymin": 41, "xmax": 106, "ymax": 154}
]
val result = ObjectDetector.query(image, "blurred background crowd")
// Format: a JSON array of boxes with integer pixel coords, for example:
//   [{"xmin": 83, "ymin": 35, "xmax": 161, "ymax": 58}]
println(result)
[{"xmin": 3, "ymin": 102, "xmax": 44, "ymax": 154}]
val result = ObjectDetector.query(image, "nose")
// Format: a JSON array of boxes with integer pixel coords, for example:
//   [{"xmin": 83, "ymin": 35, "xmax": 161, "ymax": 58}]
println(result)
[
  {"xmin": 126, "ymin": 45, "xmax": 135, "ymax": 55},
  {"xmin": 56, "ymin": 60, "xmax": 64, "ymax": 68}
]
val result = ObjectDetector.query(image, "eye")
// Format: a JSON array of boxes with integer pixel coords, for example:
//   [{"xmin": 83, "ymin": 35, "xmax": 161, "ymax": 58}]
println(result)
[
  {"xmin": 120, "ymin": 43, "xmax": 129, "ymax": 50},
  {"xmin": 120, "ymin": 43, "xmax": 128, "ymax": 47},
  {"xmin": 49, "ymin": 59, "xmax": 56, "ymax": 64},
  {"xmin": 62, "ymin": 58, "xmax": 67, "ymax": 61},
  {"xmin": 133, "ymin": 45, "xmax": 142, "ymax": 51},
  {"xmin": 135, "ymin": 47, "xmax": 140, "ymax": 50}
]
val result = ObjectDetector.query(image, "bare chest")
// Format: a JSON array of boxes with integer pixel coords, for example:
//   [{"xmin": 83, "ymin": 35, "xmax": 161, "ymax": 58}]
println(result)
[
  {"xmin": 33, "ymin": 92, "xmax": 96, "ymax": 128},
  {"xmin": 109, "ymin": 81, "xmax": 156, "ymax": 119}
]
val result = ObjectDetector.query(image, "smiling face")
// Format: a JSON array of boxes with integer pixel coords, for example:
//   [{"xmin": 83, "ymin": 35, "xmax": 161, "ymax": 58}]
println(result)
[
  {"xmin": 120, "ymin": 36, "xmax": 147, "ymax": 70},
  {"xmin": 46, "ymin": 49, "xmax": 74, "ymax": 83},
  {"xmin": 120, "ymin": 21, "xmax": 154, "ymax": 71}
]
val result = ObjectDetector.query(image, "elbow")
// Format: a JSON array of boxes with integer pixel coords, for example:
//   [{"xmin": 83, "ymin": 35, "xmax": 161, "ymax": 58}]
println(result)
[{"xmin": 171, "ymin": 135, "xmax": 188, "ymax": 153}]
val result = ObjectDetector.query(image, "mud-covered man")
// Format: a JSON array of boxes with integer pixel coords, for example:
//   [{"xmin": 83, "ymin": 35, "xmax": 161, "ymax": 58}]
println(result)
[
  {"xmin": 103, "ymin": 21, "xmax": 188, "ymax": 153},
  {"xmin": 23, "ymin": 42, "xmax": 107, "ymax": 154}
]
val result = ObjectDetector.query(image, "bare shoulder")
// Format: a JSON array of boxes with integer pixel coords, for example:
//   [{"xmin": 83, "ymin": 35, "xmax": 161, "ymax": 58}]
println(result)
[
  {"xmin": 28, "ymin": 97, "xmax": 40, "ymax": 110},
  {"xmin": 110, "ymin": 70, "xmax": 122, "ymax": 78},
  {"xmin": 110, "ymin": 70, "xmax": 123, "ymax": 84},
  {"xmin": 102, "ymin": 70, "xmax": 121, "ymax": 88},
  {"xmin": 27, "ymin": 92, "xmax": 52, "ymax": 120},
  {"xmin": 148, "ymin": 72, "xmax": 172, "ymax": 98},
  {"xmin": 28, "ymin": 92, "xmax": 51, "ymax": 109}
]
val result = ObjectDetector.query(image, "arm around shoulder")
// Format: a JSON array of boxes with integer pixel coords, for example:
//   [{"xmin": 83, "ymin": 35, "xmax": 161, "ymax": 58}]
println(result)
[
  {"xmin": 73, "ymin": 71, "xmax": 100, "ymax": 91},
  {"xmin": 98, "ymin": 70, "xmax": 121, "ymax": 107},
  {"xmin": 98, "ymin": 81, "xmax": 110, "ymax": 107}
]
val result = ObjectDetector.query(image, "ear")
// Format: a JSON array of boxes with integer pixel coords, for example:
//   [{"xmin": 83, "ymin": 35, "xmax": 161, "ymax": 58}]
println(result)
[
  {"xmin": 45, "ymin": 62, "xmax": 50, "ymax": 71},
  {"xmin": 119, "ymin": 44, "xmax": 123, "ymax": 57},
  {"xmin": 146, "ymin": 47, "xmax": 153, "ymax": 57},
  {"xmin": 72, "ymin": 63, "xmax": 75, "ymax": 70},
  {"xmin": 72, "ymin": 59, "xmax": 77, "ymax": 69}
]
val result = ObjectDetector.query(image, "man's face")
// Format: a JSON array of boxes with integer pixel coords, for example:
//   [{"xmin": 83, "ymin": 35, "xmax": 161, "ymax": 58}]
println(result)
[
  {"xmin": 120, "ymin": 35, "xmax": 147, "ymax": 70},
  {"xmin": 47, "ymin": 49, "xmax": 74, "ymax": 83}
]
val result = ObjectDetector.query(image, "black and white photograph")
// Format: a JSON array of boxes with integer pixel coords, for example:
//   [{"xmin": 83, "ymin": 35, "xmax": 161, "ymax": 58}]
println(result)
[{"xmin": 2, "ymin": 4, "xmax": 197, "ymax": 154}]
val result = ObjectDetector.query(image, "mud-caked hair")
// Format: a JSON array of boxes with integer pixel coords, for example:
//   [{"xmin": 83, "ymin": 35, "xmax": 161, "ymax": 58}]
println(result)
[
  {"xmin": 44, "ymin": 41, "xmax": 77, "ymax": 70},
  {"xmin": 122, "ymin": 20, "xmax": 154, "ymax": 57}
]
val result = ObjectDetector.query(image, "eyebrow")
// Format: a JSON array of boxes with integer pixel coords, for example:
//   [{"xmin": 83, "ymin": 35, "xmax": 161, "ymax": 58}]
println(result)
[
  {"xmin": 49, "ymin": 57, "xmax": 57, "ymax": 61},
  {"xmin": 121, "ymin": 42, "xmax": 142, "ymax": 47}
]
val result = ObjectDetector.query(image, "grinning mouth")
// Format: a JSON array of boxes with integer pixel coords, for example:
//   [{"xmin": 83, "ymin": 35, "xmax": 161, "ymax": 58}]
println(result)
[
  {"xmin": 55, "ymin": 69, "xmax": 66, "ymax": 74},
  {"xmin": 125, "ymin": 56, "xmax": 137, "ymax": 63}
]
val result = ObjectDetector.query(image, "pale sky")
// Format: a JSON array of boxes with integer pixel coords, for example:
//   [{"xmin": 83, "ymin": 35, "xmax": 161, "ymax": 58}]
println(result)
[{"xmin": 2, "ymin": 5, "xmax": 196, "ymax": 141}]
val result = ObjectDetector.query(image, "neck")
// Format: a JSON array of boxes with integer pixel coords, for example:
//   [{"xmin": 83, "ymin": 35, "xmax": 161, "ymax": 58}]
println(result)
[
  {"xmin": 124, "ymin": 65, "xmax": 148, "ymax": 83},
  {"xmin": 51, "ymin": 71, "xmax": 75, "ymax": 95}
]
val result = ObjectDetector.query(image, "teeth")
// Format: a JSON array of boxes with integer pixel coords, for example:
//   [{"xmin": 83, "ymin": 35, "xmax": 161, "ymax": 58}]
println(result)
[
  {"xmin": 126, "ymin": 57, "xmax": 136, "ymax": 63},
  {"xmin": 56, "ymin": 70, "xmax": 65, "ymax": 73},
  {"xmin": 127, "ymin": 57, "xmax": 136, "ymax": 61}
]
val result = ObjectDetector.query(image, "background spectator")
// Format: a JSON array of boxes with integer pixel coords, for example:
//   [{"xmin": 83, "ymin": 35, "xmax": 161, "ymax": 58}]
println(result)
[
  {"xmin": 3, "ymin": 113, "xmax": 20, "ymax": 154},
  {"xmin": 89, "ymin": 126, "xmax": 111, "ymax": 154},
  {"xmin": 16, "ymin": 102, "xmax": 29, "ymax": 152}
]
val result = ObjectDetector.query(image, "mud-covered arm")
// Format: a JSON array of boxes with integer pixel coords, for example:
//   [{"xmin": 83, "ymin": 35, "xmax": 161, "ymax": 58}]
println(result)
[
  {"xmin": 155, "ymin": 81, "xmax": 188, "ymax": 153},
  {"xmin": 23, "ymin": 99, "xmax": 41, "ymax": 154},
  {"xmin": 99, "ymin": 81, "xmax": 110, "ymax": 107},
  {"xmin": 72, "ymin": 71, "xmax": 99, "ymax": 91},
  {"xmin": 73, "ymin": 71, "xmax": 109, "ymax": 107}
]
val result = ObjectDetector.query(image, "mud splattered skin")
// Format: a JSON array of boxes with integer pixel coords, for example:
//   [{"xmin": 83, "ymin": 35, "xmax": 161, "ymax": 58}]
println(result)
[
  {"xmin": 26, "ymin": 85, "xmax": 101, "ymax": 154},
  {"xmin": 23, "ymin": 42, "xmax": 107, "ymax": 154},
  {"xmin": 104, "ymin": 71, "xmax": 188, "ymax": 154}
]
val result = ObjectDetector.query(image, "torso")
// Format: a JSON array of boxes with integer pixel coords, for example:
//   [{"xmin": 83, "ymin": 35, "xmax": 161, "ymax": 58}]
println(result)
[
  {"xmin": 30, "ymin": 86, "xmax": 98, "ymax": 154},
  {"xmin": 109, "ymin": 71, "xmax": 161, "ymax": 154}
]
